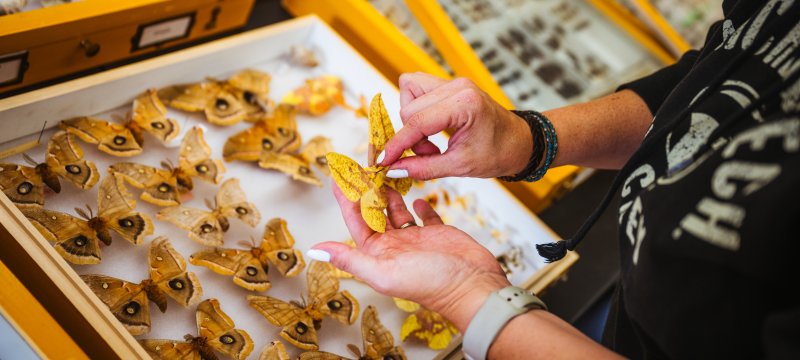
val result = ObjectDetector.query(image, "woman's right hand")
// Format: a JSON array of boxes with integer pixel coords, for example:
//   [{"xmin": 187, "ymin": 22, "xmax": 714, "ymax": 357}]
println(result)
[{"xmin": 380, "ymin": 72, "xmax": 533, "ymax": 180}]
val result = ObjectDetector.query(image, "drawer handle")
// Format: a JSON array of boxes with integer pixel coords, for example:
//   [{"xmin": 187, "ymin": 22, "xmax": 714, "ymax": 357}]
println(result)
[{"xmin": 80, "ymin": 39, "xmax": 101, "ymax": 57}]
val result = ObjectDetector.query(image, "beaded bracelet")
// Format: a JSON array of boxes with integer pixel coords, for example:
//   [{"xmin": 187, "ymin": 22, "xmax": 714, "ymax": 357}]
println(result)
[{"xmin": 499, "ymin": 110, "xmax": 558, "ymax": 183}]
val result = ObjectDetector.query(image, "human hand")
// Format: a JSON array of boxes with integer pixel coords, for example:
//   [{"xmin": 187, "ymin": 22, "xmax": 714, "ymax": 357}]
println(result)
[
  {"xmin": 379, "ymin": 72, "xmax": 533, "ymax": 180},
  {"xmin": 308, "ymin": 184, "xmax": 510, "ymax": 332}
]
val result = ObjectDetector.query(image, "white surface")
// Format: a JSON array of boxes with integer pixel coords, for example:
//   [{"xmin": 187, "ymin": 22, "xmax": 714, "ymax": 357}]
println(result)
[{"xmin": 0, "ymin": 17, "xmax": 559, "ymax": 359}]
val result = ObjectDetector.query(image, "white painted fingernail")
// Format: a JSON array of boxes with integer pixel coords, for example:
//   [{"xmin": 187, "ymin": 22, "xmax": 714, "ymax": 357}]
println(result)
[
  {"xmin": 386, "ymin": 169, "xmax": 408, "ymax": 178},
  {"xmin": 307, "ymin": 249, "xmax": 331, "ymax": 262},
  {"xmin": 376, "ymin": 150, "xmax": 386, "ymax": 164}
]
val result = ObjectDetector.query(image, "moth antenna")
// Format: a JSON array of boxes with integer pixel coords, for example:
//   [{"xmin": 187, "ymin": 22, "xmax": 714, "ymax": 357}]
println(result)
[
  {"xmin": 36, "ymin": 121, "xmax": 47, "ymax": 144},
  {"xmin": 204, "ymin": 198, "xmax": 214, "ymax": 211},
  {"xmin": 166, "ymin": 158, "xmax": 175, "ymax": 169},
  {"xmin": 22, "ymin": 153, "xmax": 38, "ymax": 166},
  {"xmin": 86, "ymin": 204, "xmax": 94, "ymax": 219},
  {"xmin": 249, "ymin": 236, "xmax": 257, "ymax": 247},
  {"xmin": 74, "ymin": 207, "xmax": 89, "ymax": 220},
  {"xmin": 347, "ymin": 344, "xmax": 361, "ymax": 359},
  {"xmin": 237, "ymin": 240, "xmax": 251, "ymax": 248}
]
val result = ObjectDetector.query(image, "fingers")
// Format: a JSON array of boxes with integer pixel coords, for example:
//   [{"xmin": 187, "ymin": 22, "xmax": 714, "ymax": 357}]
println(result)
[
  {"xmin": 385, "ymin": 188, "xmax": 415, "ymax": 229},
  {"xmin": 413, "ymin": 199, "xmax": 444, "ymax": 226},
  {"xmin": 386, "ymin": 151, "xmax": 464, "ymax": 180},
  {"xmin": 411, "ymin": 139, "xmax": 441, "ymax": 156},
  {"xmin": 308, "ymin": 242, "xmax": 380, "ymax": 282},
  {"xmin": 399, "ymin": 72, "xmax": 449, "ymax": 107},
  {"xmin": 332, "ymin": 183, "xmax": 375, "ymax": 246},
  {"xmin": 382, "ymin": 98, "xmax": 464, "ymax": 167}
]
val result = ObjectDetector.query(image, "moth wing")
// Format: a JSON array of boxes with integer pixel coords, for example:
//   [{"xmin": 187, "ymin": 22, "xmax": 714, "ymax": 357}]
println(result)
[
  {"xmin": 46, "ymin": 131, "xmax": 99, "ymax": 190},
  {"xmin": 247, "ymin": 295, "xmax": 318, "ymax": 351},
  {"xmin": 110, "ymin": 163, "xmax": 180, "ymax": 206},
  {"xmin": 150, "ymin": 237, "xmax": 203, "ymax": 307},
  {"xmin": 0, "ymin": 164, "xmax": 45, "ymax": 206},
  {"xmin": 205, "ymin": 87, "xmax": 246, "ymax": 126},
  {"xmin": 190, "ymin": 248, "xmax": 270, "ymax": 292},
  {"xmin": 21, "ymin": 207, "xmax": 101, "ymax": 264},
  {"xmin": 139, "ymin": 339, "xmax": 199, "ymax": 360},
  {"xmin": 60, "ymin": 117, "xmax": 142, "ymax": 156},
  {"xmin": 385, "ymin": 177, "xmax": 413, "ymax": 196},
  {"xmin": 158, "ymin": 83, "xmax": 210, "ymax": 112},
  {"xmin": 259, "ymin": 341, "xmax": 292, "ymax": 360},
  {"xmin": 360, "ymin": 186, "xmax": 387, "ymax": 233},
  {"xmin": 156, "ymin": 206, "xmax": 224, "ymax": 246},
  {"xmin": 259, "ymin": 152, "xmax": 321, "ymax": 187},
  {"xmin": 98, "ymin": 175, "xmax": 152, "ymax": 244},
  {"xmin": 228, "ymin": 69, "xmax": 271, "ymax": 95},
  {"xmin": 223, "ymin": 123, "xmax": 268, "ymax": 162},
  {"xmin": 266, "ymin": 104, "xmax": 301, "ymax": 153},
  {"xmin": 300, "ymin": 136, "xmax": 333, "ymax": 175},
  {"xmin": 325, "ymin": 152, "xmax": 370, "ymax": 202},
  {"xmin": 197, "ymin": 299, "xmax": 253, "ymax": 360},
  {"xmin": 179, "ymin": 127, "xmax": 225, "ymax": 184},
  {"xmin": 132, "ymin": 89, "xmax": 180, "ymax": 143},
  {"xmin": 361, "ymin": 306, "xmax": 400, "ymax": 359},
  {"xmin": 81, "ymin": 274, "xmax": 151, "ymax": 335},
  {"xmin": 320, "ymin": 290, "xmax": 359, "ymax": 326},
  {"xmin": 298, "ymin": 352, "xmax": 349, "ymax": 360},
  {"xmin": 261, "ymin": 218, "xmax": 304, "ymax": 277},
  {"xmin": 367, "ymin": 94, "xmax": 395, "ymax": 154},
  {"xmin": 215, "ymin": 178, "xmax": 260, "ymax": 227}
]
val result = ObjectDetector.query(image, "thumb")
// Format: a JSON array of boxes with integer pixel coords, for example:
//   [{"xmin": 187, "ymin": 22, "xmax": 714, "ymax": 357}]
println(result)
[
  {"xmin": 387, "ymin": 151, "xmax": 463, "ymax": 180},
  {"xmin": 308, "ymin": 242, "xmax": 379, "ymax": 281}
]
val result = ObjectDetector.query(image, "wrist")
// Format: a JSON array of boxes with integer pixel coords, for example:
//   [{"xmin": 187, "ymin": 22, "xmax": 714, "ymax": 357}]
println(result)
[
  {"xmin": 505, "ymin": 110, "xmax": 534, "ymax": 175},
  {"xmin": 433, "ymin": 273, "xmax": 511, "ymax": 333}
]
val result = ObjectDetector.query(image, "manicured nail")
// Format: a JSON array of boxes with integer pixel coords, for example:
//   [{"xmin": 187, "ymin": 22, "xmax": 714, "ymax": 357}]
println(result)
[
  {"xmin": 376, "ymin": 150, "xmax": 386, "ymax": 164},
  {"xmin": 386, "ymin": 169, "xmax": 408, "ymax": 178},
  {"xmin": 306, "ymin": 249, "xmax": 331, "ymax": 262}
]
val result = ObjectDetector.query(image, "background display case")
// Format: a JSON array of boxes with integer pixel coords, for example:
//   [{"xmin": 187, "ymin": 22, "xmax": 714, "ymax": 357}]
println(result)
[{"xmin": 0, "ymin": 16, "xmax": 576, "ymax": 359}]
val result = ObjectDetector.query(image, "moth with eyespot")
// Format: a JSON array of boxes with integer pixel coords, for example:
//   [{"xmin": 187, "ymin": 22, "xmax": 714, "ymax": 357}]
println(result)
[
  {"xmin": 0, "ymin": 130, "xmax": 99, "ymax": 207},
  {"xmin": 158, "ymin": 69, "xmax": 274, "ymax": 126},
  {"xmin": 156, "ymin": 178, "xmax": 260, "ymax": 246},
  {"xmin": 247, "ymin": 261, "xmax": 359, "ymax": 351},
  {"xmin": 21, "ymin": 174, "xmax": 153, "ymax": 264},
  {"xmin": 139, "ymin": 298, "xmax": 252, "ymax": 359},
  {"xmin": 222, "ymin": 103, "xmax": 333, "ymax": 186},
  {"xmin": 189, "ymin": 217, "xmax": 305, "ymax": 292},
  {"xmin": 299, "ymin": 305, "xmax": 407, "ymax": 360},
  {"xmin": 60, "ymin": 89, "xmax": 179, "ymax": 157},
  {"xmin": 110, "ymin": 126, "xmax": 225, "ymax": 206},
  {"xmin": 80, "ymin": 237, "xmax": 202, "ymax": 335}
]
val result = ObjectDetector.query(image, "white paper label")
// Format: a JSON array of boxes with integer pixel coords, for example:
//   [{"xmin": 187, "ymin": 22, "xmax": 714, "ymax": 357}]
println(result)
[
  {"xmin": 137, "ymin": 16, "xmax": 192, "ymax": 48},
  {"xmin": 0, "ymin": 57, "xmax": 22, "ymax": 84}
]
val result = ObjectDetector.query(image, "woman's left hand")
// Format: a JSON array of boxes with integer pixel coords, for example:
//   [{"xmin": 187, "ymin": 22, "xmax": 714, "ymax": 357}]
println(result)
[{"xmin": 309, "ymin": 184, "xmax": 511, "ymax": 332}]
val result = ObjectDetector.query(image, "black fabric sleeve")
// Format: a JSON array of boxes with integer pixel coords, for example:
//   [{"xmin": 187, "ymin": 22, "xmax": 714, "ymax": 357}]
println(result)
[
  {"xmin": 617, "ymin": 49, "xmax": 700, "ymax": 115},
  {"xmin": 762, "ymin": 306, "xmax": 800, "ymax": 359}
]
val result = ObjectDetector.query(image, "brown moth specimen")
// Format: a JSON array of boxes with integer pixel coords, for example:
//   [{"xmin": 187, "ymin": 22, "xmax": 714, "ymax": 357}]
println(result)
[
  {"xmin": 81, "ymin": 237, "xmax": 202, "ymax": 335},
  {"xmin": 60, "ymin": 89, "xmax": 179, "ymax": 157},
  {"xmin": 259, "ymin": 340, "xmax": 290, "ymax": 360},
  {"xmin": 140, "ymin": 298, "xmax": 253, "ymax": 360},
  {"xmin": 0, "ymin": 131, "xmax": 99, "ymax": 207},
  {"xmin": 157, "ymin": 178, "xmax": 260, "ymax": 246},
  {"xmin": 299, "ymin": 305, "xmax": 407, "ymax": 360},
  {"xmin": 190, "ymin": 217, "xmax": 305, "ymax": 291},
  {"xmin": 159, "ymin": 69, "xmax": 273, "ymax": 126},
  {"xmin": 223, "ymin": 104, "xmax": 333, "ymax": 186},
  {"xmin": 110, "ymin": 126, "xmax": 225, "ymax": 206},
  {"xmin": 22, "ymin": 175, "xmax": 153, "ymax": 264},
  {"xmin": 248, "ymin": 261, "xmax": 360, "ymax": 351}
]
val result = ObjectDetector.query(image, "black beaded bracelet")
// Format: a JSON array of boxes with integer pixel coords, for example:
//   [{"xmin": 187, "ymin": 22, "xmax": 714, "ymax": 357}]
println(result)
[{"xmin": 499, "ymin": 110, "xmax": 556, "ymax": 183}]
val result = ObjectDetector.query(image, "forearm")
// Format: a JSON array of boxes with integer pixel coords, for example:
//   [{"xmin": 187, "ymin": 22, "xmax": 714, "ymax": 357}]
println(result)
[
  {"xmin": 488, "ymin": 310, "xmax": 622, "ymax": 359},
  {"xmin": 545, "ymin": 89, "xmax": 653, "ymax": 169}
]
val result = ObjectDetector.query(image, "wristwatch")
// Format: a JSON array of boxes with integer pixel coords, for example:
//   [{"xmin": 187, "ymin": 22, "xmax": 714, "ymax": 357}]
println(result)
[{"xmin": 462, "ymin": 286, "xmax": 547, "ymax": 360}]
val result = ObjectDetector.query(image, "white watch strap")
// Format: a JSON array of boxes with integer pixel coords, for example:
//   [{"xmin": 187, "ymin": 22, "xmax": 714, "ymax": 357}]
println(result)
[{"xmin": 462, "ymin": 286, "xmax": 546, "ymax": 360}]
